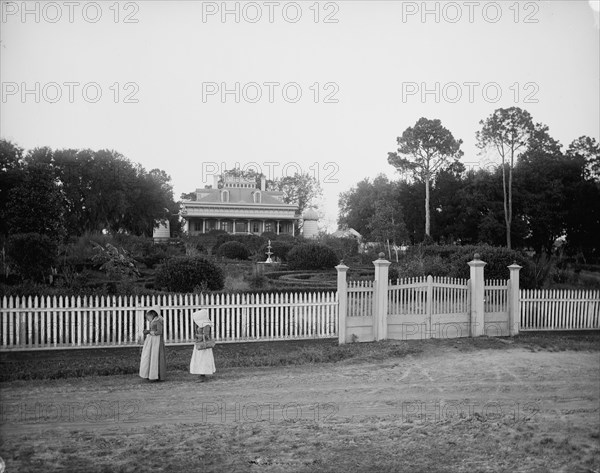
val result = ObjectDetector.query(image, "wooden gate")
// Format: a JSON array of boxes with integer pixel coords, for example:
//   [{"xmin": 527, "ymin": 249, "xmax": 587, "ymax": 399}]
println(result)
[{"xmin": 387, "ymin": 276, "xmax": 471, "ymax": 340}]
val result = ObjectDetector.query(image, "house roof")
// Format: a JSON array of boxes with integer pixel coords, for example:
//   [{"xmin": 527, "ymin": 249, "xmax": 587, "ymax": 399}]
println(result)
[
  {"xmin": 331, "ymin": 228, "xmax": 362, "ymax": 239},
  {"xmin": 193, "ymin": 187, "xmax": 292, "ymax": 206}
]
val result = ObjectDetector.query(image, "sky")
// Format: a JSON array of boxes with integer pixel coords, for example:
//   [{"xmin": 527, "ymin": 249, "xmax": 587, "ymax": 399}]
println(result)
[{"xmin": 1, "ymin": 0, "xmax": 599, "ymax": 232}]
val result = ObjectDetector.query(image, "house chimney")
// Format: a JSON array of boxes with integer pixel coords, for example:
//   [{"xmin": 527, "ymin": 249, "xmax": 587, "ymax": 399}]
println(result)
[{"xmin": 261, "ymin": 176, "xmax": 266, "ymax": 191}]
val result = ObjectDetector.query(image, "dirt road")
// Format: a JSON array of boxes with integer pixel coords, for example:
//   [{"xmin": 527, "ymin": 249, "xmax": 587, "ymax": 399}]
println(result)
[{"xmin": 1, "ymin": 344, "xmax": 599, "ymax": 472}]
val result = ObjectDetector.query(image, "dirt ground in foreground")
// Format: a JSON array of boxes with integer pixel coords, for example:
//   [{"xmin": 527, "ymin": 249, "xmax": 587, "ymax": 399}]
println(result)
[{"xmin": 0, "ymin": 344, "xmax": 599, "ymax": 472}]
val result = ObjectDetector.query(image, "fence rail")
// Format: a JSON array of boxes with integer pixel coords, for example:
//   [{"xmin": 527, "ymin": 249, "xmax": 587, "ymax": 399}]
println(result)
[
  {"xmin": 0, "ymin": 292, "xmax": 338, "ymax": 351},
  {"xmin": 520, "ymin": 289, "xmax": 600, "ymax": 330}
]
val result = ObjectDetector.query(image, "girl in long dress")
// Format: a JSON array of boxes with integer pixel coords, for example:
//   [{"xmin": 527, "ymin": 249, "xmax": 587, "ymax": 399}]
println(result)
[
  {"xmin": 190, "ymin": 309, "xmax": 216, "ymax": 380},
  {"xmin": 139, "ymin": 306, "xmax": 167, "ymax": 381}
]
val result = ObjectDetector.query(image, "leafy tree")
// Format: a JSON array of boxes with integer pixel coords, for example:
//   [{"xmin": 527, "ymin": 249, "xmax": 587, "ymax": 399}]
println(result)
[
  {"xmin": 476, "ymin": 107, "xmax": 534, "ymax": 249},
  {"xmin": 567, "ymin": 135, "xmax": 600, "ymax": 181},
  {"xmin": 388, "ymin": 118, "xmax": 463, "ymax": 238},
  {"xmin": 564, "ymin": 136, "xmax": 600, "ymax": 259},
  {"xmin": 271, "ymin": 173, "xmax": 322, "ymax": 217},
  {"xmin": 367, "ymin": 199, "xmax": 407, "ymax": 259},
  {"xmin": 4, "ymin": 163, "xmax": 65, "ymax": 239},
  {"xmin": 0, "ymin": 139, "xmax": 24, "ymax": 236},
  {"xmin": 338, "ymin": 175, "xmax": 404, "ymax": 241}
]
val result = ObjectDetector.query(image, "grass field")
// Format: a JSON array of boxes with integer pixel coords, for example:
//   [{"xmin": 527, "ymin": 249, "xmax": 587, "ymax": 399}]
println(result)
[{"xmin": 1, "ymin": 332, "xmax": 599, "ymax": 472}]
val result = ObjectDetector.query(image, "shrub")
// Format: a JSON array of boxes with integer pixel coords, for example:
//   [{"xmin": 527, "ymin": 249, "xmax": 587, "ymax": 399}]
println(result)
[
  {"xmin": 447, "ymin": 245, "xmax": 535, "ymax": 288},
  {"xmin": 261, "ymin": 231, "xmax": 279, "ymax": 241},
  {"xmin": 155, "ymin": 257, "xmax": 224, "ymax": 292},
  {"xmin": 6, "ymin": 233, "xmax": 58, "ymax": 283},
  {"xmin": 217, "ymin": 241, "xmax": 251, "ymax": 260},
  {"xmin": 213, "ymin": 234, "xmax": 264, "ymax": 255},
  {"xmin": 319, "ymin": 236, "xmax": 359, "ymax": 261},
  {"xmin": 287, "ymin": 243, "xmax": 339, "ymax": 270},
  {"xmin": 391, "ymin": 254, "xmax": 450, "ymax": 280}
]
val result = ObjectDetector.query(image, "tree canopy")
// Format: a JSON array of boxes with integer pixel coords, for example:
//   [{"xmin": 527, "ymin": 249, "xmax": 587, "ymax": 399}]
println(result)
[
  {"xmin": 388, "ymin": 117, "xmax": 463, "ymax": 237},
  {"xmin": 0, "ymin": 140, "xmax": 179, "ymax": 239}
]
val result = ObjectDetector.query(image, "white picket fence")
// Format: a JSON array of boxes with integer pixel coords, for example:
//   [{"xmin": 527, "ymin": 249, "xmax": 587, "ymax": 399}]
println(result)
[
  {"xmin": 2, "ymin": 285, "xmax": 599, "ymax": 351},
  {"xmin": 347, "ymin": 280, "xmax": 374, "ymax": 317},
  {"xmin": 520, "ymin": 289, "xmax": 600, "ymax": 330},
  {"xmin": 0, "ymin": 292, "xmax": 338, "ymax": 351}
]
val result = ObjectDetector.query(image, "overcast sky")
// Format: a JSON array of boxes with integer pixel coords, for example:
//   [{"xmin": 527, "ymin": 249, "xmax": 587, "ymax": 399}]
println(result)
[{"xmin": 1, "ymin": 0, "xmax": 599, "ymax": 231}]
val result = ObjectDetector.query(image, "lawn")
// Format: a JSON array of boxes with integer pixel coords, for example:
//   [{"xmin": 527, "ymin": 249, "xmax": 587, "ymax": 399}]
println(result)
[{"xmin": 0, "ymin": 332, "xmax": 599, "ymax": 473}]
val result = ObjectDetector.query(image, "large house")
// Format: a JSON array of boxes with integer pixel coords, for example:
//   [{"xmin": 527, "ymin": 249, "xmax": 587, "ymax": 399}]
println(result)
[{"xmin": 180, "ymin": 176, "xmax": 299, "ymax": 236}]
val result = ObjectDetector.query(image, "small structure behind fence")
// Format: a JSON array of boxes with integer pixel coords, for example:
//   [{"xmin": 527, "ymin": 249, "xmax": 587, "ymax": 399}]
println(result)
[{"xmin": 0, "ymin": 291, "xmax": 337, "ymax": 351}]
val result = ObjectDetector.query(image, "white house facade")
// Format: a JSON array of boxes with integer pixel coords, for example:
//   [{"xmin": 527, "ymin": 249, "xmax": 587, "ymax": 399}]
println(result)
[{"xmin": 180, "ymin": 176, "xmax": 299, "ymax": 236}]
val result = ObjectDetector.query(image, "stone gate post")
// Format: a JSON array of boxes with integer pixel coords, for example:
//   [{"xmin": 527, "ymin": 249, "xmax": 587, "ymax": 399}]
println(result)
[
  {"xmin": 336, "ymin": 262, "xmax": 349, "ymax": 345},
  {"xmin": 468, "ymin": 254, "xmax": 486, "ymax": 337},
  {"xmin": 508, "ymin": 263, "xmax": 522, "ymax": 336},
  {"xmin": 373, "ymin": 253, "xmax": 391, "ymax": 341}
]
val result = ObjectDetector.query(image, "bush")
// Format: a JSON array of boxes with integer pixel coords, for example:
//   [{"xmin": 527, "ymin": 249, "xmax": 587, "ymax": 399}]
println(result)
[
  {"xmin": 447, "ymin": 245, "xmax": 535, "ymax": 288},
  {"xmin": 217, "ymin": 241, "xmax": 251, "ymax": 260},
  {"xmin": 6, "ymin": 233, "xmax": 58, "ymax": 282},
  {"xmin": 287, "ymin": 243, "xmax": 339, "ymax": 270},
  {"xmin": 319, "ymin": 236, "xmax": 359, "ymax": 261},
  {"xmin": 155, "ymin": 257, "xmax": 225, "ymax": 292},
  {"xmin": 391, "ymin": 253, "xmax": 450, "ymax": 280},
  {"xmin": 213, "ymin": 234, "xmax": 264, "ymax": 255}
]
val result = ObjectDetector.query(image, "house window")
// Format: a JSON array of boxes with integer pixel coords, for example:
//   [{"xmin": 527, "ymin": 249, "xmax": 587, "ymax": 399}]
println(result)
[
  {"xmin": 252, "ymin": 222, "xmax": 260, "ymax": 233},
  {"xmin": 221, "ymin": 190, "xmax": 229, "ymax": 202},
  {"xmin": 221, "ymin": 221, "xmax": 230, "ymax": 232},
  {"xmin": 193, "ymin": 221, "xmax": 203, "ymax": 232},
  {"xmin": 253, "ymin": 191, "xmax": 261, "ymax": 203},
  {"xmin": 235, "ymin": 221, "xmax": 247, "ymax": 233},
  {"xmin": 265, "ymin": 222, "xmax": 272, "ymax": 232}
]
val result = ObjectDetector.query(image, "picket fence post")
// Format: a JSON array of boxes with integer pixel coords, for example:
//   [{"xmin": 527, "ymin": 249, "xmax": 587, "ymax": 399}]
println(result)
[
  {"xmin": 373, "ymin": 253, "xmax": 391, "ymax": 341},
  {"xmin": 336, "ymin": 262, "xmax": 349, "ymax": 345},
  {"xmin": 508, "ymin": 263, "xmax": 522, "ymax": 336},
  {"xmin": 468, "ymin": 254, "xmax": 486, "ymax": 337},
  {"xmin": 135, "ymin": 296, "xmax": 146, "ymax": 345}
]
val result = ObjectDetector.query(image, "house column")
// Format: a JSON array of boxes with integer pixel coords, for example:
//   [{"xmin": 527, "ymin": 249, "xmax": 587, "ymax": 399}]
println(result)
[
  {"xmin": 232, "ymin": 219, "xmax": 236, "ymax": 234},
  {"xmin": 276, "ymin": 220, "xmax": 280, "ymax": 235},
  {"xmin": 202, "ymin": 219, "xmax": 206, "ymax": 234},
  {"xmin": 217, "ymin": 218, "xmax": 221, "ymax": 231},
  {"xmin": 292, "ymin": 221, "xmax": 295, "ymax": 237},
  {"xmin": 247, "ymin": 219, "xmax": 251, "ymax": 234},
  {"xmin": 262, "ymin": 220, "xmax": 265, "ymax": 233}
]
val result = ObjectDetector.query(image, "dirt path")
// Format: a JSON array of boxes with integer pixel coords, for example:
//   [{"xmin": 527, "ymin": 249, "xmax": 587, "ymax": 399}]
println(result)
[{"xmin": 1, "ymin": 345, "xmax": 598, "ymax": 434}]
